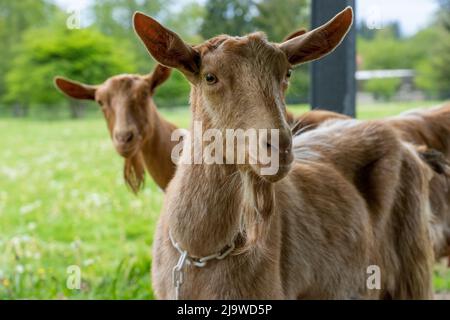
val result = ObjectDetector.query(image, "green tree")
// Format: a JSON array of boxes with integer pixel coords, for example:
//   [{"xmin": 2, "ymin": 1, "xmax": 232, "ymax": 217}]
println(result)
[
  {"xmin": 92, "ymin": 0, "xmax": 164, "ymax": 36},
  {"xmin": 432, "ymin": 0, "xmax": 450, "ymax": 98},
  {"xmin": 365, "ymin": 78, "xmax": 401, "ymax": 101},
  {"xmin": 154, "ymin": 71, "xmax": 191, "ymax": 108},
  {"xmin": 253, "ymin": 0, "xmax": 310, "ymax": 103},
  {"xmin": 0, "ymin": 0, "xmax": 58, "ymax": 112},
  {"xmin": 407, "ymin": 27, "xmax": 441, "ymax": 97},
  {"xmin": 154, "ymin": 1, "xmax": 207, "ymax": 107},
  {"xmin": 430, "ymin": 32, "xmax": 450, "ymax": 98},
  {"xmin": 358, "ymin": 2, "xmax": 449, "ymax": 99},
  {"xmin": 4, "ymin": 25, "xmax": 136, "ymax": 118},
  {"xmin": 356, "ymin": 20, "xmax": 377, "ymax": 40},
  {"xmin": 358, "ymin": 29, "xmax": 410, "ymax": 70},
  {"xmin": 200, "ymin": 0, "xmax": 256, "ymax": 39},
  {"xmin": 357, "ymin": 26, "xmax": 437, "ymax": 100},
  {"xmin": 437, "ymin": 0, "xmax": 450, "ymax": 31},
  {"xmin": 91, "ymin": 0, "xmax": 165, "ymax": 73},
  {"xmin": 253, "ymin": 0, "xmax": 309, "ymax": 42},
  {"xmin": 164, "ymin": 1, "xmax": 206, "ymax": 43}
]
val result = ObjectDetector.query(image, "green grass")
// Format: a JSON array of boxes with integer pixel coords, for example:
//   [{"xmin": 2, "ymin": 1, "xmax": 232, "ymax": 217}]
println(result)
[{"xmin": 1, "ymin": 101, "xmax": 449, "ymax": 299}]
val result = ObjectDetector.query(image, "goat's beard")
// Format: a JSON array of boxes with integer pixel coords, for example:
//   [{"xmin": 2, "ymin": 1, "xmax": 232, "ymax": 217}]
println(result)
[
  {"xmin": 236, "ymin": 170, "xmax": 275, "ymax": 254},
  {"xmin": 123, "ymin": 153, "xmax": 145, "ymax": 193}
]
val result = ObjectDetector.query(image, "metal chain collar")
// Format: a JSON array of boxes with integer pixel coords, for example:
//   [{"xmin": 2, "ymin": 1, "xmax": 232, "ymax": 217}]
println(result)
[{"xmin": 169, "ymin": 230, "xmax": 237, "ymax": 300}]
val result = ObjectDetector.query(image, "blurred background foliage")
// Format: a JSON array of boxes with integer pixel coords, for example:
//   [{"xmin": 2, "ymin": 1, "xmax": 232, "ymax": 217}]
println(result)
[
  {"xmin": 0, "ymin": 0, "xmax": 449, "ymax": 118},
  {"xmin": 1, "ymin": 0, "xmax": 450, "ymax": 299}
]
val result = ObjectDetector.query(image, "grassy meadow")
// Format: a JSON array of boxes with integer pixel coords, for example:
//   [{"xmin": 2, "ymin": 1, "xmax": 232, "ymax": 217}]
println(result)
[{"xmin": 1, "ymin": 101, "xmax": 450, "ymax": 299}]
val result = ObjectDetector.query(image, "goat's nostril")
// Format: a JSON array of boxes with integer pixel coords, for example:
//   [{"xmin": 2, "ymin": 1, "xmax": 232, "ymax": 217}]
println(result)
[
  {"xmin": 125, "ymin": 132, "xmax": 134, "ymax": 143},
  {"xmin": 115, "ymin": 131, "xmax": 134, "ymax": 143}
]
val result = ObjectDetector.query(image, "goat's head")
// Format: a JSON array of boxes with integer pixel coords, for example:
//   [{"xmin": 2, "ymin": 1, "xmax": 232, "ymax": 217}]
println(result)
[
  {"xmin": 134, "ymin": 7, "xmax": 353, "ymax": 182},
  {"xmin": 54, "ymin": 65, "xmax": 171, "ymax": 158}
]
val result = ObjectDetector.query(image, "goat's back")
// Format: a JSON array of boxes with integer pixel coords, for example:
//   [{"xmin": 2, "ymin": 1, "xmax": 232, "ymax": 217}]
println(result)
[
  {"xmin": 290, "ymin": 119, "xmax": 434, "ymax": 298},
  {"xmin": 389, "ymin": 103, "xmax": 450, "ymax": 157}
]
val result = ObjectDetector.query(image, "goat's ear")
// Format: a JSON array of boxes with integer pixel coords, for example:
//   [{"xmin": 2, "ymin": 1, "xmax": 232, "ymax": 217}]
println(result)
[
  {"xmin": 54, "ymin": 77, "xmax": 96, "ymax": 100},
  {"xmin": 283, "ymin": 28, "xmax": 307, "ymax": 42},
  {"xmin": 133, "ymin": 12, "xmax": 200, "ymax": 77},
  {"xmin": 279, "ymin": 7, "xmax": 353, "ymax": 66},
  {"xmin": 147, "ymin": 64, "xmax": 172, "ymax": 94}
]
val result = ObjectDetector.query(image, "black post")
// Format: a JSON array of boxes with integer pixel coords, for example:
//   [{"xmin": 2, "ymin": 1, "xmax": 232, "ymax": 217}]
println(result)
[{"xmin": 310, "ymin": 0, "xmax": 356, "ymax": 117}]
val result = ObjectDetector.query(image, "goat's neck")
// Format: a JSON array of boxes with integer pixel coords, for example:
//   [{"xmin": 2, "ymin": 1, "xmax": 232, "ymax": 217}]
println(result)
[
  {"xmin": 140, "ymin": 100, "xmax": 178, "ymax": 190},
  {"xmin": 167, "ymin": 101, "xmax": 274, "ymax": 257}
]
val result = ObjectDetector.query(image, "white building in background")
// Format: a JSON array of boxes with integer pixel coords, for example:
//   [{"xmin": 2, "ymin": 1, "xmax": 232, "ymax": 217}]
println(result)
[{"xmin": 356, "ymin": 69, "xmax": 425, "ymax": 104}]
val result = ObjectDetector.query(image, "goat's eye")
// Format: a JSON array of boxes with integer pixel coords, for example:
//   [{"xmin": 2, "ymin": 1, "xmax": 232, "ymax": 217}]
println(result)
[
  {"xmin": 205, "ymin": 73, "xmax": 218, "ymax": 85},
  {"xmin": 97, "ymin": 100, "xmax": 103, "ymax": 107},
  {"xmin": 286, "ymin": 69, "xmax": 292, "ymax": 78}
]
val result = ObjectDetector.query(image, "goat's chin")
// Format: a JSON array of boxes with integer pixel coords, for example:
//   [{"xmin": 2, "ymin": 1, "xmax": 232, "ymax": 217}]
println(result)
[
  {"xmin": 115, "ymin": 143, "xmax": 140, "ymax": 158},
  {"xmin": 250, "ymin": 163, "xmax": 292, "ymax": 183}
]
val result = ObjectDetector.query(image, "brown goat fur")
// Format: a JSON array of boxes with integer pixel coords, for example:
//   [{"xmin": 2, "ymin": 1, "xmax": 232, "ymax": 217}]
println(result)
[
  {"xmin": 134, "ymin": 8, "xmax": 434, "ymax": 299},
  {"xmin": 389, "ymin": 106, "xmax": 450, "ymax": 259},
  {"xmin": 55, "ymin": 64, "xmax": 178, "ymax": 191},
  {"xmin": 292, "ymin": 105, "xmax": 450, "ymax": 260},
  {"xmin": 291, "ymin": 109, "xmax": 351, "ymax": 134},
  {"xmin": 389, "ymin": 104, "xmax": 450, "ymax": 158}
]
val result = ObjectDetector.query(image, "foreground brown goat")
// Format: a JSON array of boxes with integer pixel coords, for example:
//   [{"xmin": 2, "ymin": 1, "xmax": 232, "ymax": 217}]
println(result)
[
  {"xmin": 55, "ymin": 65, "xmax": 177, "ymax": 191},
  {"xmin": 134, "ymin": 8, "xmax": 434, "ymax": 299}
]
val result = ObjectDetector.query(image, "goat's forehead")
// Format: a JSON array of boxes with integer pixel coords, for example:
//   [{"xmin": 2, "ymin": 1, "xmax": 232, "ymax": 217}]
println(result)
[
  {"xmin": 109, "ymin": 75, "xmax": 144, "ymax": 86},
  {"xmin": 101, "ymin": 75, "xmax": 146, "ymax": 93},
  {"xmin": 200, "ymin": 33, "xmax": 286, "ymax": 68}
]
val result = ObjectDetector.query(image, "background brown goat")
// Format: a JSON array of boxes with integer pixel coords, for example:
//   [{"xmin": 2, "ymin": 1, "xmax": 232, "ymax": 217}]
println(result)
[
  {"xmin": 55, "ymin": 64, "xmax": 178, "ymax": 192},
  {"xmin": 292, "ymin": 105, "xmax": 450, "ymax": 262}
]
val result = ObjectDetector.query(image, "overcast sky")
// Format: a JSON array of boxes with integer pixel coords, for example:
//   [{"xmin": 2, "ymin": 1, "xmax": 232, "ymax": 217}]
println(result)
[
  {"xmin": 357, "ymin": 0, "xmax": 439, "ymax": 35},
  {"xmin": 54, "ymin": 0, "xmax": 440, "ymax": 36}
]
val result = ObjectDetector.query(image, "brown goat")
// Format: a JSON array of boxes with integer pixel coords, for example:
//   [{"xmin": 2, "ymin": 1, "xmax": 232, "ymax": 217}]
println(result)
[
  {"xmin": 134, "ymin": 8, "xmax": 434, "ymax": 299},
  {"xmin": 55, "ymin": 65, "xmax": 178, "ymax": 191},
  {"xmin": 292, "ymin": 104, "xmax": 450, "ymax": 158},
  {"xmin": 292, "ymin": 109, "xmax": 351, "ymax": 134},
  {"xmin": 292, "ymin": 105, "xmax": 450, "ymax": 261},
  {"xmin": 388, "ymin": 105, "xmax": 450, "ymax": 259},
  {"xmin": 389, "ymin": 104, "xmax": 450, "ymax": 159}
]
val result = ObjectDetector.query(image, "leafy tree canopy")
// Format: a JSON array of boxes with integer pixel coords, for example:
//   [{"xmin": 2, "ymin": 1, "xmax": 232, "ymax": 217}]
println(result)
[{"xmin": 5, "ymin": 24, "xmax": 136, "ymax": 106}]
